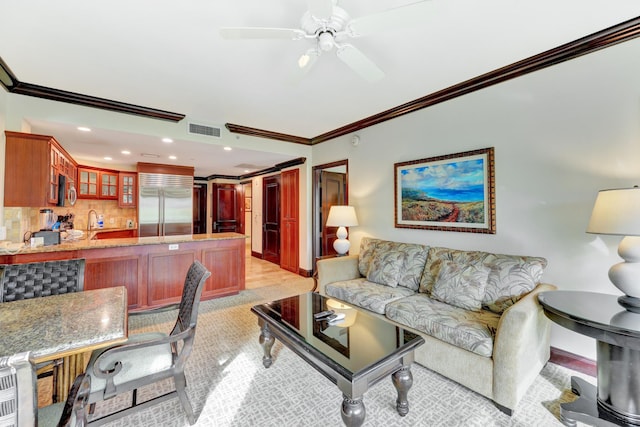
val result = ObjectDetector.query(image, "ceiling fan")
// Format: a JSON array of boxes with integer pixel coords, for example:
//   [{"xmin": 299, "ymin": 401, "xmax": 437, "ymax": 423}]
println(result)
[{"xmin": 219, "ymin": 0, "xmax": 434, "ymax": 82}]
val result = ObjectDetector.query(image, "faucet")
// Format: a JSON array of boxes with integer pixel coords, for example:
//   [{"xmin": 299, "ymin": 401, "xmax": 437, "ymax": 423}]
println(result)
[{"xmin": 87, "ymin": 209, "xmax": 97, "ymax": 233}]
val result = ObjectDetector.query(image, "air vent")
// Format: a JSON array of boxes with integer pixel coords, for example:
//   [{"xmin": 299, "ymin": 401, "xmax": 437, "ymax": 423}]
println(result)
[{"xmin": 188, "ymin": 122, "xmax": 221, "ymax": 138}]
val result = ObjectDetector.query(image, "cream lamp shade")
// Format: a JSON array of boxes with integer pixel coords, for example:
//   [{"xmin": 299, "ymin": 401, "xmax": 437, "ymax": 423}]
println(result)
[
  {"xmin": 326, "ymin": 205, "xmax": 359, "ymax": 256},
  {"xmin": 587, "ymin": 186, "xmax": 640, "ymax": 312}
]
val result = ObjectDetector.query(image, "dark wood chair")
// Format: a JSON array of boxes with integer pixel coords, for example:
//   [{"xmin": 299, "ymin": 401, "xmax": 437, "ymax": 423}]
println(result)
[
  {"xmin": 0, "ymin": 351, "xmax": 91, "ymax": 427},
  {"xmin": 85, "ymin": 260, "xmax": 211, "ymax": 425}
]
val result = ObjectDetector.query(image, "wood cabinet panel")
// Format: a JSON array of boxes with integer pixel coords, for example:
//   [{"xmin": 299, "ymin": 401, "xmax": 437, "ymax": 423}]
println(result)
[
  {"xmin": 147, "ymin": 251, "xmax": 196, "ymax": 307},
  {"xmin": 78, "ymin": 166, "xmax": 119, "ymax": 200},
  {"xmin": 200, "ymin": 242, "xmax": 244, "ymax": 298},
  {"xmin": 118, "ymin": 172, "xmax": 137, "ymax": 208},
  {"xmin": 280, "ymin": 169, "xmax": 299, "ymax": 273},
  {"xmin": 4, "ymin": 131, "xmax": 76, "ymax": 207},
  {"xmin": 83, "ymin": 255, "xmax": 142, "ymax": 310}
]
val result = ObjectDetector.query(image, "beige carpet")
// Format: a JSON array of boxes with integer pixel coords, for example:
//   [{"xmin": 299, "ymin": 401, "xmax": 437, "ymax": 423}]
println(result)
[{"xmin": 90, "ymin": 282, "xmax": 590, "ymax": 426}]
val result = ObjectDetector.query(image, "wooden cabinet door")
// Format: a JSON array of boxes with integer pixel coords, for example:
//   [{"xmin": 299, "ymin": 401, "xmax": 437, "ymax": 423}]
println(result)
[
  {"xmin": 4, "ymin": 131, "xmax": 50, "ymax": 207},
  {"xmin": 280, "ymin": 169, "xmax": 299, "ymax": 273},
  {"xmin": 147, "ymin": 250, "xmax": 196, "ymax": 307},
  {"xmin": 47, "ymin": 145, "xmax": 60, "ymax": 205},
  {"xmin": 118, "ymin": 172, "xmax": 137, "ymax": 208},
  {"xmin": 82, "ymin": 248, "xmax": 143, "ymax": 310},
  {"xmin": 200, "ymin": 241, "xmax": 244, "ymax": 298},
  {"xmin": 78, "ymin": 168, "xmax": 99, "ymax": 198},
  {"xmin": 101, "ymin": 171, "xmax": 118, "ymax": 199}
]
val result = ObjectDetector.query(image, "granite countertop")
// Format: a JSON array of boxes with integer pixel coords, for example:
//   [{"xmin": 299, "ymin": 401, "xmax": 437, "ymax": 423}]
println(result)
[
  {"xmin": 10, "ymin": 232, "xmax": 248, "ymax": 255},
  {"xmin": 0, "ymin": 287, "xmax": 128, "ymax": 362}
]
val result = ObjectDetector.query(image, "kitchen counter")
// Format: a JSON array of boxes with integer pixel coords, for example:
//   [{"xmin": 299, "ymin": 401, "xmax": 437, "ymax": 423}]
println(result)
[
  {"xmin": 15, "ymin": 232, "xmax": 247, "ymax": 254},
  {"xmin": 0, "ymin": 233, "xmax": 247, "ymax": 310}
]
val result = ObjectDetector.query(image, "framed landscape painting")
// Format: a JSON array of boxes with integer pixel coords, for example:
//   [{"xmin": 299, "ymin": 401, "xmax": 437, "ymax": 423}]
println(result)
[{"xmin": 394, "ymin": 147, "xmax": 495, "ymax": 233}]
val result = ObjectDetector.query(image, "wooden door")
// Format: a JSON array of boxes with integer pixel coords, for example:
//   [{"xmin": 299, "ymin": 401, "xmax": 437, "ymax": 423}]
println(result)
[
  {"xmin": 321, "ymin": 171, "xmax": 346, "ymax": 256},
  {"xmin": 193, "ymin": 183, "xmax": 207, "ymax": 234},
  {"xmin": 262, "ymin": 175, "xmax": 280, "ymax": 264},
  {"xmin": 212, "ymin": 183, "xmax": 241, "ymax": 232},
  {"xmin": 280, "ymin": 169, "xmax": 299, "ymax": 273}
]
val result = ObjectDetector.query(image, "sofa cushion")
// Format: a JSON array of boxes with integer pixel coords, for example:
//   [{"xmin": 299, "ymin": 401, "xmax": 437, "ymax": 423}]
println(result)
[
  {"xmin": 358, "ymin": 237, "xmax": 379, "ymax": 277},
  {"xmin": 366, "ymin": 250, "xmax": 404, "ymax": 287},
  {"xmin": 325, "ymin": 278, "xmax": 415, "ymax": 315},
  {"xmin": 431, "ymin": 260, "xmax": 490, "ymax": 311},
  {"xmin": 385, "ymin": 294, "xmax": 501, "ymax": 357},
  {"xmin": 419, "ymin": 247, "xmax": 547, "ymax": 313},
  {"xmin": 358, "ymin": 238, "xmax": 429, "ymax": 291}
]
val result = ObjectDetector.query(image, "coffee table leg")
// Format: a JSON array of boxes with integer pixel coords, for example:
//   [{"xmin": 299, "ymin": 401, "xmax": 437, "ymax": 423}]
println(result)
[
  {"xmin": 392, "ymin": 366, "xmax": 413, "ymax": 416},
  {"xmin": 341, "ymin": 395, "xmax": 365, "ymax": 427},
  {"xmin": 259, "ymin": 322, "xmax": 275, "ymax": 368}
]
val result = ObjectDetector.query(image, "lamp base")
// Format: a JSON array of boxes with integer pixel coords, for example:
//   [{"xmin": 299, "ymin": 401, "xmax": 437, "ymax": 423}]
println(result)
[{"xmin": 618, "ymin": 295, "xmax": 640, "ymax": 314}]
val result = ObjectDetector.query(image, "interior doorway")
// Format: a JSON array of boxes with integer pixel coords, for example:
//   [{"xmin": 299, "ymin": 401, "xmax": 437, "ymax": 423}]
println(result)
[
  {"xmin": 262, "ymin": 175, "xmax": 280, "ymax": 264},
  {"xmin": 312, "ymin": 160, "xmax": 348, "ymax": 265}
]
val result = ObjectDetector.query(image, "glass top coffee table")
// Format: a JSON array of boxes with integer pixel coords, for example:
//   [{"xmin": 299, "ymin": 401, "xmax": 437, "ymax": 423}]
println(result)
[{"xmin": 251, "ymin": 292, "xmax": 425, "ymax": 427}]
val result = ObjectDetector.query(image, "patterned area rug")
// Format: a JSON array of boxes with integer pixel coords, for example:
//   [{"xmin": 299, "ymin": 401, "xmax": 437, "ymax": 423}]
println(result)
[{"xmin": 90, "ymin": 282, "xmax": 590, "ymax": 426}]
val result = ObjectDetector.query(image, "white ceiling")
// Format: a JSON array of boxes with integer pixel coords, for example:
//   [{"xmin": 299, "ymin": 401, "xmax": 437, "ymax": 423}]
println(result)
[{"xmin": 1, "ymin": 1, "xmax": 639, "ymax": 177}]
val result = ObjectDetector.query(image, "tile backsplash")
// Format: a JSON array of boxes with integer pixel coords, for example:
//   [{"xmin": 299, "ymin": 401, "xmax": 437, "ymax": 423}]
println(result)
[{"xmin": 4, "ymin": 200, "xmax": 137, "ymax": 242}]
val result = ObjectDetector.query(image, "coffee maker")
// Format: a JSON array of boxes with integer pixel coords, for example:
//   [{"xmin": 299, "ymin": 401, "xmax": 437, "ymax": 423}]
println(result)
[{"xmin": 33, "ymin": 209, "xmax": 60, "ymax": 246}]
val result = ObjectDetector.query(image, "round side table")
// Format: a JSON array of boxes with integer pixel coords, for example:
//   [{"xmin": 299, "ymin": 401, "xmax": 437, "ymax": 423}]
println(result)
[{"xmin": 539, "ymin": 291, "xmax": 640, "ymax": 426}]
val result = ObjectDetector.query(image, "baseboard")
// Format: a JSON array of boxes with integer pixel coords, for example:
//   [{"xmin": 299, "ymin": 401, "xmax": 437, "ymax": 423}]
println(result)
[
  {"xmin": 549, "ymin": 346, "xmax": 596, "ymax": 377},
  {"xmin": 251, "ymin": 251, "xmax": 262, "ymax": 259},
  {"xmin": 298, "ymin": 268, "xmax": 312, "ymax": 277}
]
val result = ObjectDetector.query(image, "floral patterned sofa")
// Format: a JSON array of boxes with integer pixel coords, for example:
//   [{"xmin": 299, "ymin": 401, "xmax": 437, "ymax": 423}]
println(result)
[{"xmin": 316, "ymin": 237, "xmax": 556, "ymax": 415}]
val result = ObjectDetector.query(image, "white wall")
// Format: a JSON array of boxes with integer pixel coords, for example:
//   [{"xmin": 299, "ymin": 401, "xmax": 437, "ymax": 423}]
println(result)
[{"xmin": 311, "ymin": 38, "xmax": 640, "ymax": 359}]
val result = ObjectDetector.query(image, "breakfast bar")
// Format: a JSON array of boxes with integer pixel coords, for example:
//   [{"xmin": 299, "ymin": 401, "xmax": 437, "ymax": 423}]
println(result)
[{"xmin": 0, "ymin": 232, "xmax": 247, "ymax": 310}]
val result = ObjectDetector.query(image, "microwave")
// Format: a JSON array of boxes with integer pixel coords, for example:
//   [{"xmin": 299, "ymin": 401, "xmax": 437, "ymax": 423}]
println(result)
[{"xmin": 57, "ymin": 175, "xmax": 77, "ymax": 207}]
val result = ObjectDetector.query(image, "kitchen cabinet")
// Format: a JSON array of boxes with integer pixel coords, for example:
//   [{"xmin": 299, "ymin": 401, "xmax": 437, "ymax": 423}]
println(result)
[
  {"xmin": 118, "ymin": 172, "xmax": 137, "ymax": 208},
  {"xmin": 4, "ymin": 131, "xmax": 77, "ymax": 207},
  {"xmin": 78, "ymin": 166, "xmax": 118, "ymax": 200}
]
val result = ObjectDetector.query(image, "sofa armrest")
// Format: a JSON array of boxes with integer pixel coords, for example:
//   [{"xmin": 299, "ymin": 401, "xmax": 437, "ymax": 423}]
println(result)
[
  {"xmin": 316, "ymin": 255, "xmax": 360, "ymax": 295},
  {"xmin": 492, "ymin": 282, "xmax": 557, "ymax": 411}
]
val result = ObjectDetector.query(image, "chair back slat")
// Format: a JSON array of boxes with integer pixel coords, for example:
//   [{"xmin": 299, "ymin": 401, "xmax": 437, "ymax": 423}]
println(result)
[
  {"xmin": 0, "ymin": 259, "xmax": 85, "ymax": 303},
  {"xmin": 173, "ymin": 260, "xmax": 211, "ymax": 335}
]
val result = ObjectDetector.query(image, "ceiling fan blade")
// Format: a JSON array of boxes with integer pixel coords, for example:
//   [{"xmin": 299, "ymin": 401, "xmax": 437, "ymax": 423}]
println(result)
[
  {"xmin": 347, "ymin": 1, "xmax": 436, "ymax": 37},
  {"xmin": 220, "ymin": 27, "xmax": 305, "ymax": 40},
  {"xmin": 336, "ymin": 44, "xmax": 384, "ymax": 82},
  {"xmin": 308, "ymin": 0, "xmax": 334, "ymax": 20}
]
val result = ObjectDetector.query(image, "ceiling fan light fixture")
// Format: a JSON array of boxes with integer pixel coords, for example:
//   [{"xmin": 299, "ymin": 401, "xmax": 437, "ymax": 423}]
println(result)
[
  {"xmin": 318, "ymin": 31, "xmax": 334, "ymax": 52},
  {"xmin": 298, "ymin": 54, "xmax": 310, "ymax": 68}
]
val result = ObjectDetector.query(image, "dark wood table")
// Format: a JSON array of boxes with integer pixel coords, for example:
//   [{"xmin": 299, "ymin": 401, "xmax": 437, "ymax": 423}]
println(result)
[
  {"xmin": 252, "ymin": 292, "xmax": 424, "ymax": 427},
  {"xmin": 539, "ymin": 291, "xmax": 640, "ymax": 426}
]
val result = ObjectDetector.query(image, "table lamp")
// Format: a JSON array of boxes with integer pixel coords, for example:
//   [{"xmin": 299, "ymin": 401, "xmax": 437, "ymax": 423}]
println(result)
[
  {"xmin": 587, "ymin": 186, "xmax": 640, "ymax": 312},
  {"xmin": 326, "ymin": 205, "xmax": 358, "ymax": 256}
]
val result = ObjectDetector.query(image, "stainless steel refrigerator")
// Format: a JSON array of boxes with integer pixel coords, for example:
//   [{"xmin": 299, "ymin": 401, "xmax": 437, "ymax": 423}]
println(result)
[{"xmin": 138, "ymin": 172, "xmax": 193, "ymax": 237}]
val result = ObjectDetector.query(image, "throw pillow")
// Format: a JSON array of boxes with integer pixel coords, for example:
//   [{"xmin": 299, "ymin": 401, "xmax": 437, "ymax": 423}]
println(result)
[
  {"xmin": 431, "ymin": 260, "xmax": 490, "ymax": 311},
  {"xmin": 366, "ymin": 250, "xmax": 405, "ymax": 287}
]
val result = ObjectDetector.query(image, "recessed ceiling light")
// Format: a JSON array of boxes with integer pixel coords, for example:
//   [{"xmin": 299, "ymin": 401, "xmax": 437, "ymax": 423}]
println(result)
[
  {"xmin": 162, "ymin": 138, "xmax": 173, "ymax": 143},
  {"xmin": 121, "ymin": 150, "xmax": 131, "ymax": 155},
  {"xmin": 77, "ymin": 127, "xmax": 91, "ymax": 132},
  {"xmin": 244, "ymin": 169, "xmax": 250, "ymax": 173},
  {"xmin": 169, "ymin": 155, "xmax": 177, "ymax": 160},
  {"xmin": 224, "ymin": 146, "xmax": 232, "ymax": 151},
  {"xmin": 103, "ymin": 156, "xmax": 112, "ymax": 161}
]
